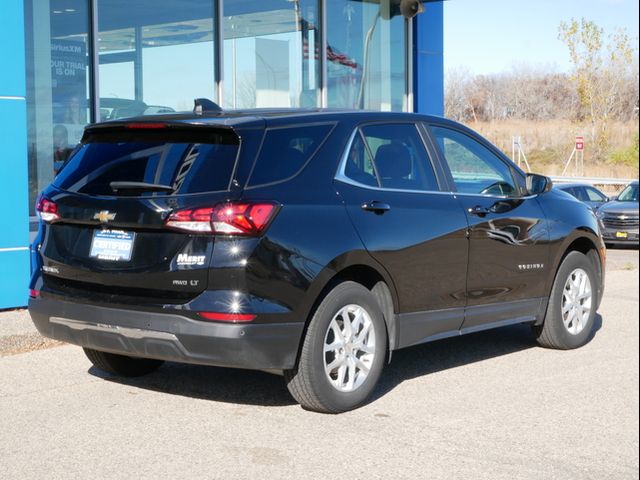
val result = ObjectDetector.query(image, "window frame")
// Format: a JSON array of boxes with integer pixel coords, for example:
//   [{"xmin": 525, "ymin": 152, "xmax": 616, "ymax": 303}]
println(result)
[
  {"xmin": 335, "ymin": 121, "xmax": 448, "ymax": 194},
  {"xmin": 423, "ymin": 122, "xmax": 527, "ymax": 198}
]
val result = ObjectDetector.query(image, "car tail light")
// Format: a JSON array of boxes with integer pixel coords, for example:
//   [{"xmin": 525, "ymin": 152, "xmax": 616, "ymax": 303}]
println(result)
[
  {"xmin": 36, "ymin": 195, "xmax": 60, "ymax": 223},
  {"xmin": 165, "ymin": 207, "xmax": 216, "ymax": 232},
  {"xmin": 165, "ymin": 202, "xmax": 277, "ymax": 235},
  {"xmin": 198, "ymin": 312, "xmax": 256, "ymax": 323},
  {"xmin": 29, "ymin": 289, "xmax": 40, "ymax": 298}
]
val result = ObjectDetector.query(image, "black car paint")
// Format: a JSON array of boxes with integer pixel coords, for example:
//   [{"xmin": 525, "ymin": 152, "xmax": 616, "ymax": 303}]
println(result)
[{"xmin": 29, "ymin": 110, "xmax": 605, "ymax": 371}]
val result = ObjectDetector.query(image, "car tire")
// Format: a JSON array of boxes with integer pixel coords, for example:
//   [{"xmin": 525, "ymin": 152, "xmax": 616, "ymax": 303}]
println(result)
[
  {"xmin": 284, "ymin": 281, "xmax": 387, "ymax": 413},
  {"xmin": 534, "ymin": 251, "xmax": 598, "ymax": 350},
  {"xmin": 83, "ymin": 348, "xmax": 164, "ymax": 377}
]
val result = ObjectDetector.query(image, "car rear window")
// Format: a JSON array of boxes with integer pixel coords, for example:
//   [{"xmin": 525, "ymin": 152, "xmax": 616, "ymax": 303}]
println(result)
[
  {"xmin": 248, "ymin": 124, "xmax": 333, "ymax": 187},
  {"xmin": 54, "ymin": 128, "xmax": 239, "ymax": 196}
]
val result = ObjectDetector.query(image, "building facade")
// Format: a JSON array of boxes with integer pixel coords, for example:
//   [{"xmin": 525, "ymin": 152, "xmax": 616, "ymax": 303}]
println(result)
[{"xmin": 0, "ymin": 0, "xmax": 443, "ymax": 309}]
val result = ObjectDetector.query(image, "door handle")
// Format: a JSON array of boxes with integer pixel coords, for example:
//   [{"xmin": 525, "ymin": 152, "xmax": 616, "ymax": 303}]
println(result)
[
  {"xmin": 468, "ymin": 205, "xmax": 490, "ymax": 217},
  {"xmin": 361, "ymin": 201, "xmax": 391, "ymax": 214}
]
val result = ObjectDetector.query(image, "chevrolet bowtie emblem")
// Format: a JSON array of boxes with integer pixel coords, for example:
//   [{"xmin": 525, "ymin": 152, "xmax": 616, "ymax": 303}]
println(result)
[{"xmin": 93, "ymin": 211, "xmax": 116, "ymax": 223}]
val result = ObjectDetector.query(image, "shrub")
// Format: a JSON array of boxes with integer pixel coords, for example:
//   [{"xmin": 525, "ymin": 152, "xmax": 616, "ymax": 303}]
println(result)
[{"xmin": 608, "ymin": 134, "xmax": 639, "ymax": 170}]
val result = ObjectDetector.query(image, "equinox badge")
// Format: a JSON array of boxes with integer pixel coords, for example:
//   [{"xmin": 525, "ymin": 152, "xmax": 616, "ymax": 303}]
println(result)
[{"xmin": 93, "ymin": 210, "xmax": 116, "ymax": 223}]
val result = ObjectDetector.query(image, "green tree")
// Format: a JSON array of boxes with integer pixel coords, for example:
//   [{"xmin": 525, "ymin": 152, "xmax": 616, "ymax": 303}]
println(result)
[{"xmin": 558, "ymin": 18, "xmax": 637, "ymax": 160}]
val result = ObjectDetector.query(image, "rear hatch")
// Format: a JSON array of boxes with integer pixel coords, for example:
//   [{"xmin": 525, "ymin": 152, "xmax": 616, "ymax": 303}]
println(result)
[{"xmin": 38, "ymin": 123, "xmax": 242, "ymax": 304}]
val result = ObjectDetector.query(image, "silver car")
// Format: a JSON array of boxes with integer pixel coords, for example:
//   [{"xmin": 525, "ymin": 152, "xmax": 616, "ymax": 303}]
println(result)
[
  {"xmin": 555, "ymin": 183, "xmax": 609, "ymax": 211},
  {"xmin": 597, "ymin": 180, "xmax": 639, "ymax": 246}
]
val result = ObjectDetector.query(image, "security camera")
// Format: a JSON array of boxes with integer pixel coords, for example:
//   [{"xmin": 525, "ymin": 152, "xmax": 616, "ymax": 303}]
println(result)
[
  {"xmin": 399, "ymin": 0, "xmax": 425, "ymax": 18},
  {"xmin": 382, "ymin": 0, "xmax": 425, "ymax": 20}
]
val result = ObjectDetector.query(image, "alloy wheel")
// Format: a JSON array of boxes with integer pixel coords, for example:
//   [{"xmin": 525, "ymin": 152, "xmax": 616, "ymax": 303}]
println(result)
[
  {"xmin": 323, "ymin": 304, "xmax": 376, "ymax": 392},
  {"xmin": 561, "ymin": 268, "xmax": 592, "ymax": 335}
]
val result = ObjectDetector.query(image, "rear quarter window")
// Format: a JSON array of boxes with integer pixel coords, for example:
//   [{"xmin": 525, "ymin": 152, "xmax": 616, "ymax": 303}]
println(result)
[{"xmin": 248, "ymin": 124, "xmax": 334, "ymax": 187}]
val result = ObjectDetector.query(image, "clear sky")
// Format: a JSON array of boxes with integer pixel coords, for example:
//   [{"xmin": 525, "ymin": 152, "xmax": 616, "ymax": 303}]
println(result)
[{"xmin": 444, "ymin": 0, "xmax": 640, "ymax": 75}]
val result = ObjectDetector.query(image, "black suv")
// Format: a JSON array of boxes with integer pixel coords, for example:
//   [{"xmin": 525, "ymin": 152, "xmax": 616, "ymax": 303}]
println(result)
[{"xmin": 29, "ymin": 107, "xmax": 605, "ymax": 413}]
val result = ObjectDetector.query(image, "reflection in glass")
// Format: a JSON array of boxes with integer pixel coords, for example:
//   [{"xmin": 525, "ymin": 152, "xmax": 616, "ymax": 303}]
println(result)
[
  {"xmin": 24, "ymin": 0, "xmax": 91, "ymax": 213},
  {"xmin": 97, "ymin": 0, "xmax": 216, "ymax": 118},
  {"xmin": 223, "ymin": 0, "xmax": 320, "ymax": 109},
  {"xmin": 326, "ymin": 0, "xmax": 407, "ymax": 111}
]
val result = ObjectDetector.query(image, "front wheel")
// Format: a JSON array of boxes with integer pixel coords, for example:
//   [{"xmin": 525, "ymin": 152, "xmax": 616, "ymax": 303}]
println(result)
[
  {"xmin": 284, "ymin": 281, "xmax": 387, "ymax": 413},
  {"xmin": 83, "ymin": 348, "xmax": 164, "ymax": 377},
  {"xmin": 534, "ymin": 251, "xmax": 598, "ymax": 349}
]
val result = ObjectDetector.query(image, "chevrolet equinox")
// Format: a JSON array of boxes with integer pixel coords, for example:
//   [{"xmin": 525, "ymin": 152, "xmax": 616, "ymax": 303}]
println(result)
[{"xmin": 29, "ymin": 103, "xmax": 605, "ymax": 413}]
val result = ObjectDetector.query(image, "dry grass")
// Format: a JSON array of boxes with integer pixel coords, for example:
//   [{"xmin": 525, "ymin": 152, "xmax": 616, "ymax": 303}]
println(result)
[
  {"xmin": 0, "ymin": 333, "xmax": 64, "ymax": 356},
  {"xmin": 467, "ymin": 119, "xmax": 639, "ymax": 178}
]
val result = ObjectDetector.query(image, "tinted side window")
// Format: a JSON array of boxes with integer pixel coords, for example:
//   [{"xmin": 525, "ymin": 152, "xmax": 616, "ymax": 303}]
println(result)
[
  {"xmin": 563, "ymin": 187, "xmax": 585, "ymax": 201},
  {"xmin": 344, "ymin": 133, "xmax": 379, "ymax": 187},
  {"xmin": 360, "ymin": 124, "xmax": 438, "ymax": 191},
  {"xmin": 431, "ymin": 127, "xmax": 517, "ymax": 196},
  {"xmin": 574, "ymin": 187, "xmax": 590, "ymax": 201},
  {"xmin": 585, "ymin": 187, "xmax": 606, "ymax": 202},
  {"xmin": 249, "ymin": 124, "xmax": 333, "ymax": 186}
]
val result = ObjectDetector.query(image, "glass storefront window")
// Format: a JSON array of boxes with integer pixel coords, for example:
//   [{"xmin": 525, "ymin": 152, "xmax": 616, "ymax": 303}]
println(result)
[
  {"xmin": 97, "ymin": 0, "xmax": 217, "ymax": 119},
  {"xmin": 326, "ymin": 0, "xmax": 408, "ymax": 111},
  {"xmin": 23, "ymin": 0, "xmax": 411, "ymax": 217},
  {"xmin": 223, "ymin": 0, "xmax": 320, "ymax": 109},
  {"xmin": 24, "ymin": 0, "xmax": 91, "ymax": 213}
]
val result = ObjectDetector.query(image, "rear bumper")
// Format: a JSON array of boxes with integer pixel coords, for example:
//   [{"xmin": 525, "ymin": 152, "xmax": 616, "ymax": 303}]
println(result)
[{"xmin": 28, "ymin": 296, "xmax": 304, "ymax": 371}]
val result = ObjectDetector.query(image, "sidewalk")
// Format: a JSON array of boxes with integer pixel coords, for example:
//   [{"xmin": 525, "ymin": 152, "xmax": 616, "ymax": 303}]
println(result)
[
  {"xmin": 0, "ymin": 308, "xmax": 62, "ymax": 356},
  {"xmin": 0, "ymin": 309, "xmax": 36, "ymax": 336}
]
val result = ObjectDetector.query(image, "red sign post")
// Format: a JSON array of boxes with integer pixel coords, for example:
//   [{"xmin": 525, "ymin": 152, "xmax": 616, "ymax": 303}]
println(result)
[{"xmin": 563, "ymin": 135, "xmax": 586, "ymax": 176}]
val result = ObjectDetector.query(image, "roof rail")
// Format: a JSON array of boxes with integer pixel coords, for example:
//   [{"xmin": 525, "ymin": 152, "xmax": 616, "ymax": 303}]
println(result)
[{"xmin": 193, "ymin": 98, "xmax": 223, "ymax": 115}]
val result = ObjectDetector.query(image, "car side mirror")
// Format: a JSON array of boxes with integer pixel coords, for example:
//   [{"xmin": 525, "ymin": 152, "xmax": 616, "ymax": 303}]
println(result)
[{"xmin": 526, "ymin": 173, "xmax": 553, "ymax": 195}]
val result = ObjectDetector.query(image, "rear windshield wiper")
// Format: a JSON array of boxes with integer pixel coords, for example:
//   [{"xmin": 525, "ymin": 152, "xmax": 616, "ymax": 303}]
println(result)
[{"xmin": 109, "ymin": 181, "xmax": 175, "ymax": 193}]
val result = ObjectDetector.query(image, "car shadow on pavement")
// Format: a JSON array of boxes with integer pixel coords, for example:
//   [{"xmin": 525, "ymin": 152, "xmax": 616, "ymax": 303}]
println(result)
[
  {"xmin": 371, "ymin": 313, "xmax": 603, "ymax": 403},
  {"xmin": 89, "ymin": 315, "xmax": 602, "ymax": 409},
  {"xmin": 606, "ymin": 244, "xmax": 639, "ymax": 250},
  {"xmin": 89, "ymin": 363, "xmax": 297, "ymax": 407}
]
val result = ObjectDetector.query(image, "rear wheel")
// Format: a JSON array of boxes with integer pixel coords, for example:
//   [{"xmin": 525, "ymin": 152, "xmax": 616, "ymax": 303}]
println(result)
[
  {"xmin": 534, "ymin": 251, "xmax": 598, "ymax": 349},
  {"xmin": 284, "ymin": 281, "xmax": 387, "ymax": 413},
  {"xmin": 83, "ymin": 348, "xmax": 164, "ymax": 377}
]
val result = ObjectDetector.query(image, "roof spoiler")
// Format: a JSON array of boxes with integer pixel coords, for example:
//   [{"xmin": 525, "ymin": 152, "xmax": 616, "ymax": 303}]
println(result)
[{"xmin": 194, "ymin": 98, "xmax": 223, "ymax": 115}]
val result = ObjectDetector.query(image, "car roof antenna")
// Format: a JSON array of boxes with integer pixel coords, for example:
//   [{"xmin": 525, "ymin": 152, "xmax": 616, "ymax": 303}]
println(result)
[{"xmin": 194, "ymin": 98, "xmax": 223, "ymax": 115}]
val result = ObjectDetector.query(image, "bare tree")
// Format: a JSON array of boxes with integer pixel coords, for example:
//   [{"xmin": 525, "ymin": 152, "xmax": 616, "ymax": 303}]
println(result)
[
  {"xmin": 444, "ymin": 66, "xmax": 472, "ymax": 121},
  {"xmin": 445, "ymin": 67, "xmax": 577, "ymax": 123},
  {"xmin": 558, "ymin": 18, "xmax": 638, "ymax": 154}
]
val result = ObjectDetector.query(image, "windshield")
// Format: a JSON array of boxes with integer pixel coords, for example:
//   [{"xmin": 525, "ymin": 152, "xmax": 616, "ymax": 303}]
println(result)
[
  {"xmin": 54, "ymin": 129, "xmax": 239, "ymax": 196},
  {"xmin": 618, "ymin": 183, "xmax": 639, "ymax": 202}
]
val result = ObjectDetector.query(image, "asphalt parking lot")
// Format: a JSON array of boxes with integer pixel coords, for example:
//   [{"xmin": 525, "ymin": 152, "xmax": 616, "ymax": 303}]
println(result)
[{"xmin": 1, "ymin": 248, "xmax": 638, "ymax": 480}]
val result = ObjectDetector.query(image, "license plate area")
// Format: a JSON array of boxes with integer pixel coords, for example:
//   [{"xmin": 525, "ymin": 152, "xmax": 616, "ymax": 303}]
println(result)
[
  {"xmin": 89, "ymin": 229, "xmax": 135, "ymax": 261},
  {"xmin": 616, "ymin": 231, "xmax": 628, "ymax": 239}
]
